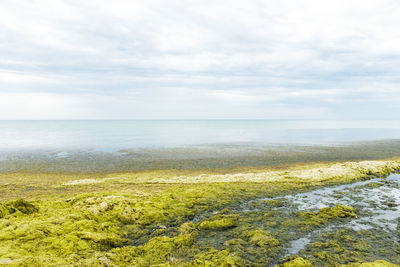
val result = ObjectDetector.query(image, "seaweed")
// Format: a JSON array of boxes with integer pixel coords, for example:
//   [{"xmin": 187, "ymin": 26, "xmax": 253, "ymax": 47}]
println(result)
[{"xmin": 0, "ymin": 159, "xmax": 399, "ymax": 265}]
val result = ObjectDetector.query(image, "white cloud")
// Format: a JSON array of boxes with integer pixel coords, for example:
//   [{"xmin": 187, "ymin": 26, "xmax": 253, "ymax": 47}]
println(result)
[
  {"xmin": 0, "ymin": 93, "xmax": 92, "ymax": 119},
  {"xmin": 0, "ymin": 71, "xmax": 53, "ymax": 84},
  {"xmin": 0, "ymin": 0, "xmax": 400, "ymax": 119}
]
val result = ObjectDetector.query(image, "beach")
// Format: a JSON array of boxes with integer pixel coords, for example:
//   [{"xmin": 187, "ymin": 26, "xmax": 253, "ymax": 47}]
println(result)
[
  {"xmin": 3, "ymin": 0, "xmax": 400, "ymax": 264},
  {"xmin": 1, "ymin": 151, "xmax": 400, "ymax": 266},
  {"xmin": 1, "ymin": 121, "xmax": 400, "ymax": 266}
]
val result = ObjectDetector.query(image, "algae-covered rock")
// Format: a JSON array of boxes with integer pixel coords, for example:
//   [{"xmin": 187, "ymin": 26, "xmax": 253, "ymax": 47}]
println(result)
[
  {"xmin": 247, "ymin": 229, "xmax": 279, "ymax": 247},
  {"xmin": 8, "ymin": 199, "xmax": 39, "ymax": 215},
  {"xmin": 330, "ymin": 204, "xmax": 357, "ymax": 218},
  {"xmin": 314, "ymin": 251, "xmax": 330, "ymax": 260},
  {"xmin": 224, "ymin": 238, "xmax": 246, "ymax": 248},
  {"xmin": 76, "ymin": 231, "xmax": 128, "ymax": 247},
  {"xmin": 1, "ymin": 158, "xmax": 399, "ymax": 266},
  {"xmin": 178, "ymin": 222, "xmax": 197, "ymax": 235},
  {"xmin": 298, "ymin": 204, "xmax": 356, "ymax": 227},
  {"xmin": 0, "ymin": 199, "xmax": 38, "ymax": 218},
  {"xmin": 263, "ymin": 199, "xmax": 286, "ymax": 207},
  {"xmin": 140, "ymin": 234, "xmax": 194, "ymax": 265},
  {"xmin": 198, "ymin": 218, "xmax": 237, "ymax": 231},
  {"xmin": 72, "ymin": 195, "xmax": 139, "ymax": 223},
  {"xmin": 279, "ymin": 256, "xmax": 313, "ymax": 267},
  {"xmin": 107, "ymin": 246, "xmax": 141, "ymax": 265},
  {"xmin": 190, "ymin": 248, "xmax": 243, "ymax": 266},
  {"xmin": 304, "ymin": 227, "xmax": 399, "ymax": 266},
  {"xmin": 143, "ymin": 234, "xmax": 194, "ymax": 258},
  {"xmin": 0, "ymin": 203, "xmax": 10, "ymax": 218},
  {"xmin": 342, "ymin": 260, "xmax": 400, "ymax": 266},
  {"xmin": 107, "ymin": 234, "xmax": 195, "ymax": 266}
]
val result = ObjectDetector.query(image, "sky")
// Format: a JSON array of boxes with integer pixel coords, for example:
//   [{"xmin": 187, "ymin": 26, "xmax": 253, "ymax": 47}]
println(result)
[{"xmin": 1, "ymin": 0, "xmax": 400, "ymax": 120}]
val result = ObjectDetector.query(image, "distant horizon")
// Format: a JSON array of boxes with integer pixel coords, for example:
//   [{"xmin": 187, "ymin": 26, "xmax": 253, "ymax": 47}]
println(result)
[
  {"xmin": 1, "ymin": 119, "xmax": 400, "ymax": 154},
  {"xmin": 1, "ymin": 119, "xmax": 400, "ymax": 121}
]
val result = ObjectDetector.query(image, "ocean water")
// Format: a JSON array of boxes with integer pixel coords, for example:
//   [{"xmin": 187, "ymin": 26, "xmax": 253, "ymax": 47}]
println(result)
[{"xmin": 1, "ymin": 120, "xmax": 400, "ymax": 153}]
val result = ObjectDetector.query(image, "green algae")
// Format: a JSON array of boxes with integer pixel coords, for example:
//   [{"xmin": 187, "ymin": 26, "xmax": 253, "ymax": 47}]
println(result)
[
  {"xmin": 198, "ymin": 217, "xmax": 237, "ymax": 231},
  {"xmin": 76, "ymin": 231, "xmax": 128, "ymax": 248},
  {"xmin": 342, "ymin": 260, "xmax": 400, "ymax": 266},
  {"xmin": 301, "ymin": 228, "xmax": 400, "ymax": 266},
  {"xmin": 0, "ymin": 159, "xmax": 399, "ymax": 266},
  {"xmin": 114, "ymin": 234, "xmax": 194, "ymax": 265},
  {"xmin": 279, "ymin": 256, "xmax": 313, "ymax": 267},
  {"xmin": 247, "ymin": 229, "xmax": 279, "ymax": 247},
  {"xmin": 262, "ymin": 199, "xmax": 286, "ymax": 207},
  {"xmin": 190, "ymin": 248, "xmax": 243, "ymax": 266},
  {"xmin": 0, "ymin": 204, "xmax": 9, "ymax": 218},
  {"xmin": 298, "ymin": 204, "xmax": 357, "ymax": 228},
  {"xmin": 0, "ymin": 199, "xmax": 38, "ymax": 219}
]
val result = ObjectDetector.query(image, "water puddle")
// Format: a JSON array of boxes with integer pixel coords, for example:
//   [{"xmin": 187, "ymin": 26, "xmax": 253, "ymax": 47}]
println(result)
[
  {"xmin": 289, "ymin": 235, "xmax": 311, "ymax": 254},
  {"xmin": 240, "ymin": 174, "xmax": 400, "ymax": 256}
]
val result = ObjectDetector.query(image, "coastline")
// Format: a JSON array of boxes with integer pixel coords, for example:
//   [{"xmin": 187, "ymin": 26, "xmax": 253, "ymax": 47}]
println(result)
[
  {"xmin": 0, "ymin": 156, "xmax": 399, "ymax": 266},
  {"xmin": 1, "ymin": 139, "xmax": 400, "ymax": 173}
]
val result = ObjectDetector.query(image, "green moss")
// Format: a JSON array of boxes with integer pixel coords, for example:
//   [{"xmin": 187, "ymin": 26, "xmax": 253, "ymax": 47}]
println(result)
[
  {"xmin": 0, "ymin": 204, "xmax": 10, "ymax": 218},
  {"xmin": 247, "ymin": 229, "xmax": 279, "ymax": 247},
  {"xmin": 106, "ymin": 234, "xmax": 194, "ymax": 266},
  {"xmin": 298, "ymin": 204, "xmax": 356, "ymax": 227},
  {"xmin": 198, "ymin": 217, "xmax": 237, "ymax": 231},
  {"xmin": 280, "ymin": 256, "xmax": 313, "ymax": 267},
  {"xmin": 0, "ymin": 198, "xmax": 129, "ymax": 264},
  {"xmin": 223, "ymin": 238, "xmax": 246, "ymax": 248},
  {"xmin": 353, "ymin": 240, "xmax": 371, "ymax": 252},
  {"xmin": 0, "ymin": 199, "xmax": 38, "ymax": 218},
  {"xmin": 106, "ymin": 246, "xmax": 140, "ymax": 266},
  {"xmin": 342, "ymin": 260, "xmax": 400, "ymax": 266},
  {"xmin": 262, "ymin": 199, "xmax": 286, "ymax": 207},
  {"xmin": 365, "ymin": 182, "xmax": 383, "ymax": 188},
  {"xmin": 76, "ymin": 231, "xmax": 128, "ymax": 247},
  {"xmin": 314, "ymin": 251, "xmax": 330, "ymax": 260},
  {"xmin": 0, "ymin": 159, "xmax": 399, "ymax": 265},
  {"xmin": 178, "ymin": 222, "xmax": 197, "ymax": 235},
  {"xmin": 303, "ymin": 228, "xmax": 399, "ymax": 266},
  {"xmin": 141, "ymin": 235, "xmax": 194, "ymax": 261},
  {"xmin": 190, "ymin": 248, "xmax": 243, "ymax": 266}
]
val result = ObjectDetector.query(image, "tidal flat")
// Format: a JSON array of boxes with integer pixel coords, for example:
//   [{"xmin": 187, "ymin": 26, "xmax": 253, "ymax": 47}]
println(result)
[{"xmin": 0, "ymin": 158, "xmax": 400, "ymax": 266}]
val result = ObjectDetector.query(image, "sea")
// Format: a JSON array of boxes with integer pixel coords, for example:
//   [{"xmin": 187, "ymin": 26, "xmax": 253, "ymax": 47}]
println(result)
[
  {"xmin": 1, "ymin": 119, "xmax": 400, "ymax": 172},
  {"xmin": 1, "ymin": 120, "xmax": 400, "ymax": 153}
]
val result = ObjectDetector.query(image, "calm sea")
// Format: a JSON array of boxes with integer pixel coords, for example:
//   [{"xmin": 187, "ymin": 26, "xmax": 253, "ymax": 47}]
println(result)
[{"xmin": 1, "ymin": 120, "xmax": 400, "ymax": 153}]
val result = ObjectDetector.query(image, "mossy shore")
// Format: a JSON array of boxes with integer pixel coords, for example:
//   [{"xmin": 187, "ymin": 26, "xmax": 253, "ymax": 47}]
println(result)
[{"xmin": 0, "ymin": 159, "xmax": 400, "ymax": 266}]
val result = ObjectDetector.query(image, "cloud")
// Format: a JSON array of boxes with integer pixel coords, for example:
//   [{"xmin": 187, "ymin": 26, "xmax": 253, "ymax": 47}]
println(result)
[
  {"xmin": 0, "ymin": 0, "xmax": 400, "ymax": 119},
  {"xmin": 0, "ymin": 93, "xmax": 89, "ymax": 119}
]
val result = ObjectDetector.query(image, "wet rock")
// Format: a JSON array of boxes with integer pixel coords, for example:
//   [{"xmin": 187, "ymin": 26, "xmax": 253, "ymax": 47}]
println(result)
[
  {"xmin": 99, "ymin": 201, "xmax": 108, "ymax": 210},
  {"xmin": 382, "ymin": 201, "xmax": 397, "ymax": 208},
  {"xmin": 0, "ymin": 199, "xmax": 38, "ymax": 218},
  {"xmin": 279, "ymin": 256, "xmax": 313, "ymax": 267},
  {"xmin": 247, "ymin": 229, "xmax": 279, "ymax": 247},
  {"xmin": 343, "ymin": 260, "xmax": 399, "ymax": 266},
  {"xmin": 198, "ymin": 218, "xmax": 237, "ymax": 231},
  {"xmin": 298, "ymin": 204, "xmax": 356, "ymax": 227}
]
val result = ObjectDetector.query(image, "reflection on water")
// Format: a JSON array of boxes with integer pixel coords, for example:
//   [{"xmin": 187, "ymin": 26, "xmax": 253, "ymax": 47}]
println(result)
[{"xmin": 1, "ymin": 120, "xmax": 400, "ymax": 152}]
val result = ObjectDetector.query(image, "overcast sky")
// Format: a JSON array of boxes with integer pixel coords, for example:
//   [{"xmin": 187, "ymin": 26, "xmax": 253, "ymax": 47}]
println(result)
[{"xmin": 1, "ymin": 0, "xmax": 400, "ymax": 119}]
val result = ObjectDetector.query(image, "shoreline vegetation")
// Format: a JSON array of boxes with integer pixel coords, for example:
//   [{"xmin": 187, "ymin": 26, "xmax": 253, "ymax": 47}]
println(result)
[{"xmin": 0, "ymin": 156, "xmax": 399, "ymax": 266}]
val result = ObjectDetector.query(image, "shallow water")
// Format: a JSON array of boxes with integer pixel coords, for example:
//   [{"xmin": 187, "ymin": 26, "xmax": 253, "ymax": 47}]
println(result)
[
  {"xmin": 1, "ymin": 120, "xmax": 400, "ymax": 153},
  {"xmin": 241, "ymin": 174, "xmax": 400, "ymax": 256},
  {"xmin": 1, "ymin": 120, "xmax": 400, "ymax": 173}
]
